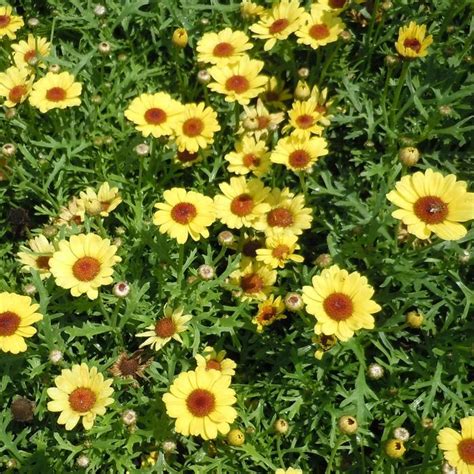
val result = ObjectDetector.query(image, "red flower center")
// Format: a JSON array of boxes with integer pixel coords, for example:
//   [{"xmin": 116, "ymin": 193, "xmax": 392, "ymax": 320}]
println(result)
[
  {"xmin": 186, "ymin": 389, "xmax": 216, "ymax": 417},
  {"xmin": 269, "ymin": 18, "xmax": 289, "ymax": 35},
  {"xmin": 289, "ymin": 150, "xmax": 311, "ymax": 168},
  {"xmin": 225, "ymin": 75, "xmax": 250, "ymax": 94},
  {"xmin": 240, "ymin": 273, "xmax": 264, "ymax": 293},
  {"xmin": 0, "ymin": 311, "xmax": 21, "ymax": 336},
  {"xmin": 323, "ymin": 293, "xmax": 353, "ymax": 321},
  {"xmin": 206, "ymin": 359, "xmax": 221, "ymax": 371},
  {"xmin": 118, "ymin": 356, "xmax": 140, "ymax": 376},
  {"xmin": 458, "ymin": 439, "xmax": 474, "ymax": 464},
  {"xmin": 68, "ymin": 387, "xmax": 97, "ymax": 413},
  {"xmin": 72, "ymin": 256, "xmax": 101, "ymax": 282},
  {"xmin": 309, "ymin": 24, "xmax": 330, "ymax": 40},
  {"xmin": 182, "ymin": 117, "xmax": 204, "ymax": 137},
  {"xmin": 242, "ymin": 240, "xmax": 262, "ymax": 258},
  {"xmin": 144, "ymin": 107, "xmax": 167, "ymax": 125},
  {"xmin": 171, "ymin": 202, "xmax": 197, "ymax": 224},
  {"xmin": 329, "ymin": 0, "xmax": 346, "ymax": 7},
  {"xmin": 296, "ymin": 114, "xmax": 314, "ymax": 129},
  {"xmin": 36, "ymin": 256, "xmax": 51, "ymax": 270},
  {"xmin": 258, "ymin": 306, "xmax": 277, "ymax": 322},
  {"xmin": 230, "ymin": 193, "xmax": 254, "ymax": 216},
  {"xmin": 272, "ymin": 244, "xmax": 290, "ymax": 259},
  {"xmin": 177, "ymin": 150, "xmax": 199, "ymax": 163},
  {"xmin": 213, "ymin": 42, "xmax": 235, "ymax": 57},
  {"xmin": 8, "ymin": 85, "xmax": 27, "ymax": 103},
  {"xmin": 46, "ymin": 87, "xmax": 67, "ymax": 102},
  {"xmin": 316, "ymin": 104, "xmax": 327, "ymax": 114},
  {"xmin": 257, "ymin": 116, "xmax": 270, "ymax": 130},
  {"xmin": 24, "ymin": 50, "xmax": 37, "ymax": 63},
  {"xmin": 403, "ymin": 38, "xmax": 421, "ymax": 53},
  {"xmin": 242, "ymin": 153, "xmax": 261, "ymax": 168},
  {"xmin": 413, "ymin": 196, "xmax": 448, "ymax": 224},
  {"xmin": 154, "ymin": 317, "xmax": 176, "ymax": 338},
  {"xmin": 267, "ymin": 207, "xmax": 294, "ymax": 227},
  {"xmin": 0, "ymin": 15, "xmax": 10, "ymax": 27}
]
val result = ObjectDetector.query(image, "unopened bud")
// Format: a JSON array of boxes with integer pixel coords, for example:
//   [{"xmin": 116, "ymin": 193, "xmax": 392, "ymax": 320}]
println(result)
[
  {"xmin": 385, "ymin": 439, "xmax": 406, "ymax": 458},
  {"xmin": 135, "ymin": 143, "xmax": 150, "ymax": 156},
  {"xmin": 338, "ymin": 415, "xmax": 358, "ymax": 435},
  {"xmin": 421, "ymin": 418, "xmax": 433, "ymax": 429},
  {"xmin": 314, "ymin": 253, "xmax": 332, "ymax": 268},
  {"xmin": 94, "ymin": 4, "xmax": 107, "ymax": 16},
  {"xmin": 198, "ymin": 264, "xmax": 215, "ymax": 280},
  {"xmin": 441, "ymin": 462, "xmax": 457, "ymax": 474},
  {"xmin": 6, "ymin": 459, "xmax": 17, "ymax": 469},
  {"xmin": 49, "ymin": 349, "xmax": 63, "ymax": 364},
  {"xmin": 91, "ymin": 94, "xmax": 102, "ymax": 104},
  {"xmin": 340, "ymin": 30, "xmax": 352, "ymax": 42},
  {"xmin": 297, "ymin": 67, "xmax": 310, "ymax": 79},
  {"xmin": 274, "ymin": 418, "xmax": 289, "ymax": 434},
  {"xmin": 42, "ymin": 224, "xmax": 58, "ymax": 238},
  {"xmin": 172, "ymin": 28, "xmax": 188, "ymax": 48},
  {"xmin": 227, "ymin": 428, "xmax": 245, "ymax": 446},
  {"xmin": 459, "ymin": 250, "xmax": 470, "ymax": 264},
  {"xmin": 398, "ymin": 147, "xmax": 420, "ymax": 166},
  {"xmin": 197, "ymin": 69, "xmax": 211, "ymax": 85},
  {"xmin": 367, "ymin": 363, "xmax": 384, "ymax": 380},
  {"xmin": 113, "ymin": 281, "xmax": 130, "ymax": 298},
  {"xmin": 23, "ymin": 283, "xmax": 37, "ymax": 296},
  {"xmin": 117, "ymin": 53, "xmax": 127, "ymax": 62},
  {"xmin": 294, "ymin": 80, "xmax": 311, "ymax": 100},
  {"xmin": 393, "ymin": 427, "xmax": 410, "ymax": 442},
  {"xmin": 76, "ymin": 455, "xmax": 90, "ymax": 468},
  {"xmin": 284, "ymin": 292, "xmax": 303, "ymax": 312},
  {"xmin": 122, "ymin": 409, "xmax": 137, "ymax": 426},
  {"xmin": 2, "ymin": 143, "xmax": 17, "ymax": 158},
  {"xmin": 200, "ymin": 18, "xmax": 210, "ymax": 26},
  {"xmin": 406, "ymin": 310, "xmax": 423, "ymax": 328},
  {"xmin": 384, "ymin": 54, "xmax": 399, "ymax": 67},
  {"xmin": 382, "ymin": 0, "xmax": 393, "ymax": 10},
  {"xmin": 48, "ymin": 64, "xmax": 61, "ymax": 73},
  {"xmin": 218, "ymin": 230, "xmax": 234, "ymax": 247},
  {"xmin": 162, "ymin": 440, "xmax": 176, "ymax": 453},
  {"xmin": 28, "ymin": 17, "xmax": 40, "ymax": 28},
  {"xmin": 98, "ymin": 42, "xmax": 111, "ymax": 54},
  {"xmin": 242, "ymin": 117, "xmax": 259, "ymax": 131},
  {"xmin": 439, "ymin": 105, "xmax": 453, "ymax": 116},
  {"xmin": 5, "ymin": 108, "xmax": 17, "ymax": 120}
]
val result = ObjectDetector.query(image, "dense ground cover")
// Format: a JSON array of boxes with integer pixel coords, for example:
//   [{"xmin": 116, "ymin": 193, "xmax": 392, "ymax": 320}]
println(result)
[{"xmin": 0, "ymin": 0, "xmax": 473, "ymax": 473}]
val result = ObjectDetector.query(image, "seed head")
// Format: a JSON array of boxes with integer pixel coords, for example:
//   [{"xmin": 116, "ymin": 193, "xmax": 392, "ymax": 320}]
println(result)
[
  {"xmin": 217, "ymin": 230, "xmax": 235, "ymax": 247},
  {"xmin": 23, "ymin": 283, "xmax": 37, "ymax": 296}
]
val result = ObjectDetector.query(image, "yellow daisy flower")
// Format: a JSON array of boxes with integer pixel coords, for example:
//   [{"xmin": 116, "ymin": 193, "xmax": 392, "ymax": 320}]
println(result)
[
  {"xmin": 0, "ymin": 292, "xmax": 42, "ymax": 354},
  {"xmin": 208, "ymin": 55, "xmax": 268, "ymax": 105},
  {"xmin": 271, "ymin": 135, "xmax": 328, "ymax": 172},
  {"xmin": 312, "ymin": 334, "xmax": 338, "ymax": 360},
  {"xmin": 239, "ymin": 98, "xmax": 285, "ymax": 141},
  {"xmin": 256, "ymin": 232, "xmax": 304, "ymax": 268},
  {"xmin": 252, "ymin": 295, "xmax": 286, "ymax": 332},
  {"xmin": 153, "ymin": 188, "xmax": 215, "ymax": 244},
  {"xmin": 174, "ymin": 149, "xmax": 206, "ymax": 168},
  {"xmin": 49, "ymin": 233, "xmax": 121, "ymax": 300},
  {"xmin": 255, "ymin": 187, "xmax": 313, "ymax": 236},
  {"xmin": 195, "ymin": 346, "xmax": 237, "ymax": 376},
  {"xmin": 136, "ymin": 307, "xmax": 192, "ymax": 351},
  {"xmin": 302, "ymin": 265, "xmax": 382, "ymax": 341},
  {"xmin": 437, "ymin": 416, "xmax": 474, "ymax": 474},
  {"xmin": 396, "ymin": 21, "xmax": 433, "ymax": 59},
  {"xmin": 17, "ymin": 235, "xmax": 55, "ymax": 280},
  {"xmin": 11, "ymin": 34, "xmax": 51, "ymax": 69},
  {"xmin": 163, "ymin": 367, "xmax": 237, "ymax": 440},
  {"xmin": 55, "ymin": 196, "xmax": 86, "ymax": 227},
  {"xmin": 124, "ymin": 92, "xmax": 183, "ymax": 138},
  {"xmin": 172, "ymin": 102, "xmax": 221, "ymax": 153},
  {"xmin": 214, "ymin": 176, "xmax": 271, "ymax": 229},
  {"xmin": 285, "ymin": 99, "xmax": 324, "ymax": 137},
  {"xmin": 196, "ymin": 27, "xmax": 253, "ymax": 66},
  {"xmin": 275, "ymin": 468, "xmax": 303, "ymax": 474},
  {"xmin": 240, "ymin": 0, "xmax": 266, "ymax": 20},
  {"xmin": 259, "ymin": 76, "xmax": 292, "ymax": 109},
  {"xmin": 80, "ymin": 182, "xmax": 122, "ymax": 217},
  {"xmin": 47, "ymin": 363, "xmax": 114, "ymax": 430},
  {"xmin": 308, "ymin": 84, "xmax": 333, "ymax": 126},
  {"xmin": 250, "ymin": 0, "xmax": 305, "ymax": 51},
  {"xmin": 225, "ymin": 135, "xmax": 271, "ymax": 177},
  {"xmin": 0, "ymin": 66, "xmax": 34, "ymax": 108},
  {"xmin": 29, "ymin": 71, "xmax": 82, "ymax": 113},
  {"xmin": 229, "ymin": 261, "xmax": 276, "ymax": 301},
  {"xmin": 386, "ymin": 168, "xmax": 474, "ymax": 241},
  {"xmin": 0, "ymin": 5, "xmax": 24, "ymax": 39}
]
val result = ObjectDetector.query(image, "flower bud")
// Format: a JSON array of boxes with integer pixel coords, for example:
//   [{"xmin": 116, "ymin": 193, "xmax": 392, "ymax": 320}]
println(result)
[
  {"xmin": 398, "ymin": 147, "xmax": 420, "ymax": 167},
  {"xmin": 284, "ymin": 292, "xmax": 304, "ymax": 312},
  {"xmin": 385, "ymin": 439, "xmax": 406, "ymax": 458},
  {"xmin": 122, "ymin": 409, "xmax": 137, "ymax": 426},
  {"xmin": 42, "ymin": 224, "xmax": 58, "ymax": 238},
  {"xmin": 421, "ymin": 417, "xmax": 433, "ymax": 429},
  {"xmin": 242, "ymin": 116, "xmax": 259, "ymax": 131},
  {"xmin": 367, "ymin": 363, "xmax": 384, "ymax": 380},
  {"xmin": 98, "ymin": 42, "xmax": 111, "ymax": 54},
  {"xmin": 314, "ymin": 253, "xmax": 332, "ymax": 269},
  {"xmin": 382, "ymin": 0, "xmax": 393, "ymax": 10},
  {"xmin": 227, "ymin": 428, "xmax": 245, "ymax": 446},
  {"xmin": 406, "ymin": 310, "xmax": 423, "ymax": 328},
  {"xmin": 338, "ymin": 415, "xmax": 358, "ymax": 435},
  {"xmin": 91, "ymin": 94, "xmax": 102, "ymax": 104},
  {"xmin": 393, "ymin": 427, "xmax": 410, "ymax": 442},
  {"xmin": 197, "ymin": 69, "xmax": 211, "ymax": 85},
  {"xmin": 172, "ymin": 28, "xmax": 188, "ymax": 48},
  {"xmin": 198, "ymin": 264, "xmax": 215, "ymax": 280},
  {"xmin": 5, "ymin": 108, "xmax": 17, "ymax": 120},
  {"xmin": 162, "ymin": 440, "xmax": 176, "ymax": 453},
  {"xmin": 28, "ymin": 17, "xmax": 40, "ymax": 28},
  {"xmin": 340, "ymin": 30, "xmax": 352, "ymax": 42},
  {"xmin": 384, "ymin": 54, "xmax": 400, "ymax": 67},
  {"xmin": 2, "ymin": 143, "xmax": 17, "ymax": 158},
  {"xmin": 297, "ymin": 67, "xmax": 309, "ymax": 79},
  {"xmin": 135, "ymin": 143, "xmax": 150, "ymax": 156},
  {"xmin": 274, "ymin": 418, "xmax": 289, "ymax": 434},
  {"xmin": 23, "ymin": 283, "xmax": 37, "ymax": 296},
  {"xmin": 76, "ymin": 455, "xmax": 90, "ymax": 468},
  {"xmin": 294, "ymin": 80, "xmax": 311, "ymax": 100},
  {"xmin": 117, "ymin": 53, "xmax": 128, "ymax": 62},
  {"xmin": 6, "ymin": 459, "xmax": 17, "ymax": 469},
  {"xmin": 441, "ymin": 462, "xmax": 457, "ymax": 474},
  {"xmin": 459, "ymin": 250, "xmax": 470, "ymax": 264},
  {"xmin": 94, "ymin": 4, "xmax": 107, "ymax": 16},
  {"xmin": 113, "ymin": 281, "xmax": 130, "ymax": 298},
  {"xmin": 48, "ymin": 64, "xmax": 61, "ymax": 73},
  {"xmin": 11, "ymin": 397, "xmax": 35, "ymax": 422},
  {"xmin": 217, "ymin": 230, "xmax": 234, "ymax": 247},
  {"xmin": 49, "ymin": 349, "xmax": 63, "ymax": 364},
  {"xmin": 438, "ymin": 105, "xmax": 453, "ymax": 116}
]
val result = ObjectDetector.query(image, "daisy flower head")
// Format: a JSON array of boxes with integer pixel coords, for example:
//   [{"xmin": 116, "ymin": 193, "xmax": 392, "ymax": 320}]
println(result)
[
  {"xmin": 80, "ymin": 182, "xmax": 122, "ymax": 217},
  {"xmin": 153, "ymin": 188, "xmax": 216, "ymax": 244},
  {"xmin": 195, "ymin": 346, "xmax": 237, "ymax": 376},
  {"xmin": 172, "ymin": 102, "xmax": 221, "ymax": 153},
  {"xmin": 12, "ymin": 35, "xmax": 51, "ymax": 69},
  {"xmin": 0, "ymin": 5, "xmax": 24, "ymax": 39},
  {"xmin": 250, "ymin": 0, "xmax": 305, "ymax": 51},
  {"xmin": 240, "ymin": 0, "xmax": 266, "ymax": 20},
  {"xmin": 312, "ymin": 333, "xmax": 338, "ymax": 360},
  {"xmin": 47, "ymin": 363, "xmax": 114, "ymax": 430},
  {"xmin": 162, "ymin": 367, "xmax": 237, "ymax": 440},
  {"xmin": 49, "ymin": 233, "xmax": 121, "ymax": 300},
  {"xmin": 275, "ymin": 468, "xmax": 303, "ymax": 474},
  {"xmin": 196, "ymin": 28, "xmax": 253, "ymax": 66},
  {"xmin": 285, "ymin": 99, "xmax": 324, "ymax": 137},
  {"xmin": 239, "ymin": 99, "xmax": 285, "ymax": 141},
  {"xmin": 308, "ymin": 85, "xmax": 333, "ymax": 126},
  {"xmin": 296, "ymin": 5, "xmax": 345, "ymax": 50},
  {"xmin": 386, "ymin": 168, "xmax": 474, "ymax": 241},
  {"xmin": 174, "ymin": 149, "xmax": 207, "ymax": 168},
  {"xmin": 17, "ymin": 234, "xmax": 55, "ymax": 279},
  {"xmin": 0, "ymin": 292, "xmax": 42, "ymax": 354},
  {"xmin": 225, "ymin": 135, "xmax": 271, "ymax": 177},
  {"xmin": 396, "ymin": 21, "xmax": 433, "ymax": 59},
  {"xmin": 55, "ymin": 197, "xmax": 86, "ymax": 227},
  {"xmin": 214, "ymin": 176, "xmax": 271, "ymax": 229},
  {"xmin": 136, "ymin": 307, "xmax": 192, "ymax": 351},
  {"xmin": 259, "ymin": 76, "xmax": 292, "ymax": 109},
  {"xmin": 124, "ymin": 92, "xmax": 183, "ymax": 138},
  {"xmin": 271, "ymin": 135, "xmax": 328, "ymax": 172},
  {"xmin": 229, "ymin": 261, "xmax": 277, "ymax": 301},
  {"xmin": 29, "ymin": 71, "xmax": 82, "ymax": 113},
  {"xmin": 252, "ymin": 295, "xmax": 286, "ymax": 332},
  {"xmin": 208, "ymin": 55, "xmax": 268, "ymax": 105},
  {"xmin": 302, "ymin": 264, "xmax": 381, "ymax": 341},
  {"xmin": 109, "ymin": 350, "xmax": 152, "ymax": 386},
  {"xmin": 438, "ymin": 416, "xmax": 474, "ymax": 474},
  {"xmin": 0, "ymin": 66, "xmax": 34, "ymax": 108},
  {"xmin": 256, "ymin": 232, "xmax": 304, "ymax": 268}
]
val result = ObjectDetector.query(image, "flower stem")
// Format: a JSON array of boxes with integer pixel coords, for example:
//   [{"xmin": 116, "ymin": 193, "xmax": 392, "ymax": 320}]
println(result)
[
  {"xmin": 177, "ymin": 244, "xmax": 185, "ymax": 287},
  {"xmin": 390, "ymin": 61, "xmax": 410, "ymax": 133}
]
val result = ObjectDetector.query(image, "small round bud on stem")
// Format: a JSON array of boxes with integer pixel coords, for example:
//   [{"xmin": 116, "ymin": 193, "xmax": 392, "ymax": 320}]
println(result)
[
  {"xmin": 2, "ymin": 143, "xmax": 17, "ymax": 158},
  {"xmin": 197, "ymin": 69, "xmax": 211, "ymax": 85},
  {"xmin": 274, "ymin": 418, "xmax": 289, "ymax": 434},
  {"xmin": 218, "ymin": 230, "xmax": 235, "ymax": 247},
  {"xmin": 198, "ymin": 264, "xmax": 215, "ymax": 280},
  {"xmin": 49, "ymin": 349, "xmax": 63, "ymax": 364},
  {"xmin": 122, "ymin": 409, "xmax": 137, "ymax": 426},
  {"xmin": 113, "ymin": 281, "xmax": 130, "ymax": 298},
  {"xmin": 406, "ymin": 310, "xmax": 423, "ymax": 328},
  {"xmin": 338, "ymin": 416, "xmax": 358, "ymax": 435},
  {"xmin": 314, "ymin": 253, "xmax": 332, "ymax": 269},
  {"xmin": 94, "ymin": 4, "xmax": 107, "ymax": 16},
  {"xmin": 172, "ymin": 28, "xmax": 188, "ymax": 48},
  {"xmin": 393, "ymin": 427, "xmax": 410, "ymax": 442},
  {"xmin": 398, "ymin": 147, "xmax": 420, "ymax": 167},
  {"xmin": 98, "ymin": 42, "xmax": 111, "ymax": 55},
  {"xmin": 135, "ymin": 143, "xmax": 150, "ymax": 156},
  {"xmin": 385, "ymin": 439, "xmax": 406, "ymax": 458},
  {"xmin": 367, "ymin": 363, "xmax": 384, "ymax": 380},
  {"xmin": 76, "ymin": 455, "xmax": 90, "ymax": 468},
  {"xmin": 284, "ymin": 292, "xmax": 304, "ymax": 312},
  {"xmin": 227, "ymin": 428, "xmax": 245, "ymax": 446},
  {"xmin": 297, "ymin": 67, "xmax": 310, "ymax": 79}
]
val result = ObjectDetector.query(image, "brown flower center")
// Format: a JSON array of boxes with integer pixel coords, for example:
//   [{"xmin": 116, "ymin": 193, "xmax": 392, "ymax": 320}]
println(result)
[
  {"xmin": 177, "ymin": 150, "xmax": 199, "ymax": 163},
  {"xmin": 309, "ymin": 24, "xmax": 330, "ymax": 40},
  {"xmin": 68, "ymin": 387, "xmax": 97, "ymax": 413},
  {"xmin": 225, "ymin": 75, "xmax": 250, "ymax": 94},
  {"xmin": 46, "ymin": 87, "xmax": 67, "ymax": 102},
  {"xmin": 8, "ymin": 85, "xmax": 27, "ymax": 103},
  {"xmin": 269, "ymin": 18, "xmax": 289, "ymax": 35},
  {"xmin": 458, "ymin": 439, "xmax": 474, "ymax": 464},
  {"xmin": 413, "ymin": 196, "xmax": 448, "ymax": 224},
  {"xmin": 264, "ymin": 91, "xmax": 279, "ymax": 102},
  {"xmin": 258, "ymin": 306, "xmax": 277, "ymax": 322},
  {"xmin": 242, "ymin": 240, "xmax": 262, "ymax": 258},
  {"xmin": 118, "ymin": 356, "xmax": 140, "ymax": 376},
  {"xmin": 154, "ymin": 317, "xmax": 176, "ymax": 338},
  {"xmin": 186, "ymin": 389, "xmax": 215, "ymax": 417},
  {"xmin": 323, "ymin": 293, "xmax": 353, "ymax": 321},
  {"xmin": 24, "ymin": 50, "xmax": 37, "ymax": 63},
  {"xmin": 213, "ymin": 42, "xmax": 234, "ymax": 57},
  {"xmin": 182, "ymin": 117, "xmax": 204, "ymax": 137},
  {"xmin": 316, "ymin": 104, "xmax": 327, "ymax": 114},
  {"xmin": 170, "ymin": 202, "xmax": 197, "ymax": 224},
  {"xmin": 0, "ymin": 311, "xmax": 21, "ymax": 336},
  {"xmin": 267, "ymin": 207, "xmax": 294, "ymax": 227},
  {"xmin": 230, "ymin": 193, "xmax": 254, "ymax": 216},
  {"xmin": 72, "ymin": 256, "xmax": 101, "ymax": 282},
  {"xmin": 206, "ymin": 359, "xmax": 221, "ymax": 371},
  {"xmin": 242, "ymin": 153, "xmax": 261, "ymax": 168},
  {"xmin": 257, "ymin": 116, "xmax": 270, "ymax": 130},
  {"xmin": 272, "ymin": 244, "xmax": 290, "ymax": 259},
  {"xmin": 240, "ymin": 273, "xmax": 264, "ymax": 293},
  {"xmin": 403, "ymin": 38, "xmax": 421, "ymax": 53},
  {"xmin": 289, "ymin": 150, "xmax": 311, "ymax": 168},
  {"xmin": 329, "ymin": 0, "xmax": 346, "ymax": 7},
  {"xmin": 296, "ymin": 114, "xmax": 314, "ymax": 129},
  {"xmin": 0, "ymin": 15, "xmax": 10, "ymax": 27},
  {"xmin": 144, "ymin": 107, "xmax": 167, "ymax": 125},
  {"xmin": 36, "ymin": 256, "xmax": 51, "ymax": 270}
]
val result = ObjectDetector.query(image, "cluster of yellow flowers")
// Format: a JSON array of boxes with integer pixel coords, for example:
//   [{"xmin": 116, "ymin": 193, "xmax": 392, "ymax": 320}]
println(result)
[{"xmin": 0, "ymin": 5, "xmax": 81, "ymax": 113}]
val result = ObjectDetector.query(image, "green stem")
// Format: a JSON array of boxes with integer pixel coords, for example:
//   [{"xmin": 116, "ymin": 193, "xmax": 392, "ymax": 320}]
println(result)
[
  {"xmin": 319, "ymin": 42, "xmax": 340, "ymax": 85},
  {"xmin": 389, "ymin": 61, "xmax": 410, "ymax": 133},
  {"xmin": 299, "ymin": 172, "xmax": 308, "ymax": 200},
  {"xmin": 363, "ymin": 0, "xmax": 381, "ymax": 74},
  {"xmin": 177, "ymin": 244, "xmax": 185, "ymax": 287},
  {"xmin": 326, "ymin": 437, "xmax": 344, "ymax": 473}
]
